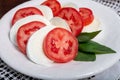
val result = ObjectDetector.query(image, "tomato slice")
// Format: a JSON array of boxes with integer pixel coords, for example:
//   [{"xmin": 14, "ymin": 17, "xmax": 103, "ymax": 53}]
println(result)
[
  {"xmin": 56, "ymin": 7, "xmax": 83, "ymax": 37},
  {"xmin": 17, "ymin": 21, "xmax": 45, "ymax": 54},
  {"xmin": 12, "ymin": 7, "xmax": 43, "ymax": 25},
  {"xmin": 43, "ymin": 28, "xmax": 78, "ymax": 63},
  {"xmin": 79, "ymin": 8, "xmax": 94, "ymax": 26},
  {"xmin": 41, "ymin": 0, "xmax": 61, "ymax": 16}
]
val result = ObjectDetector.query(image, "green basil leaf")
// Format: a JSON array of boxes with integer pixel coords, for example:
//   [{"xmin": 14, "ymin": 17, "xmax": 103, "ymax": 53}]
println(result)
[
  {"xmin": 74, "ymin": 51, "xmax": 96, "ymax": 61},
  {"xmin": 77, "ymin": 30, "xmax": 101, "ymax": 42},
  {"xmin": 79, "ymin": 41, "xmax": 116, "ymax": 54}
]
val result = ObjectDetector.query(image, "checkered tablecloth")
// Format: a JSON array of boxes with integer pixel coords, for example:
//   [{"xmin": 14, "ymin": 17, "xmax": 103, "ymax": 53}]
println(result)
[{"xmin": 0, "ymin": 0, "xmax": 120, "ymax": 80}]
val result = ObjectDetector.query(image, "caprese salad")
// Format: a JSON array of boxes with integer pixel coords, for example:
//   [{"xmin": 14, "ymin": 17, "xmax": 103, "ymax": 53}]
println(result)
[{"xmin": 9, "ymin": 0, "xmax": 116, "ymax": 66}]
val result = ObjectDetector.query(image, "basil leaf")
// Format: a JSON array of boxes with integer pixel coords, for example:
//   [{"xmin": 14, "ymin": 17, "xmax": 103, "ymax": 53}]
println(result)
[
  {"xmin": 77, "ymin": 30, "xmax": 101, "ymax": 42},
  {"xmin": 74, "ymin": 51, "xmax": 96, "ymax": 61},
  {"xmin": 79, "ymin": 41, "xmax": 116, "ymax": 54}
]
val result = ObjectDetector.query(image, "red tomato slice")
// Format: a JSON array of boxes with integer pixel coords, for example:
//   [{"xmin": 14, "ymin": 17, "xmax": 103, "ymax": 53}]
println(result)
[
  {"xmin": 43, "ymin": 28, "xmax": 78, "ymax": 63},
  {"xmin": 56, "ymin": 7, "xmax": 83, "ymax": 37},
  {"xmin": 17, "ymin": 21, "xmax": 45, "ymax": 54},
  {"xmin": 12, "ymin": 7, "xmax": 43, "ymax": 25},
  {"xmin": 41, "ymin": 0, "xmax": 61, "ymax": 16},
  {"xmin": 79, "ymin": 8, "xmax": 94, "ymax": 26}
]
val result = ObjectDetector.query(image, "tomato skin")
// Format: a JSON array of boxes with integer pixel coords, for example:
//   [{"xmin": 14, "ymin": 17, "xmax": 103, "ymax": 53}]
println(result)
[
  {"xmin": 41, "ymin": 0, "xmax": 61, "ymax": 16},
  {"xmin": 43, "ymin": 28, "xmax": 78, "ymax": 63},
  {"xmin": 17, "ymin": 21, "xmax": 45, "ymax": 54},
  {"xmin": 12, "ymin": 7, "xmax": 43, "ymax": 25},
  {"xmin": 79, "ymin": 8, "xmax": 94, "ymax": 26},
  {"xmin": 56, "ymin": 7, "xmax": 83, "ymax": 37}
]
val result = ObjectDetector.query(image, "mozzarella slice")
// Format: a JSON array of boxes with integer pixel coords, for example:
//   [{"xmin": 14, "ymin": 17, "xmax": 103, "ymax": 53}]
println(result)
[
  {"xmin": 50, "ymin": 17, "xmax": 71, "ymax": 32},
  {"xmin": 10, "ymin": 15, "xmax": 51, "ymax": 46},
  {"xmin": 62, "ymin": 2, "xmax": 79, "ymax": 11},
  {"xmin": 27, "ymin": 23, "xmax": 71, "ymax": 66},
  {"xmin": 35, "ymin": 5, "xmax": 53, "ymax": 20},
  {"xmin": 26, "ymin": 25, "xmax": 56, "ymax": 67},
  {"xmin": 82, "ymin": 18, "xmax": 101, "ymax": 32}
]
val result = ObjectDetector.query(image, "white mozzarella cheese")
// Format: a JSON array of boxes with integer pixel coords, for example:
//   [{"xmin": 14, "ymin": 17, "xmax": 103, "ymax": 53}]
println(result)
[
  {"xmin": 62, "ymin": 2, "xmax": 79, "ymax": 11},
  {"xmin": 82, "ymin": 18, "xmax": 101, "ymax": 32},
  {"xmin": 26, "ymin": 25, "xmax": 56, "ymax": 67},
  {"xmin": 36, "ymin": 5, "xmax": 53, "ymax": 20},
  {"xmin": 27, "ymin": 22, "xmax": 71, "ymax": 66},
  {"xmin": 50, "ymin": 17, "xmax": 71, "ymax": 32}
]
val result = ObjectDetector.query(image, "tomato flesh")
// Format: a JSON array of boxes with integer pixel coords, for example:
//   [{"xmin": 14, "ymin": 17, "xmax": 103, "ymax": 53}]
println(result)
[
  {"xmin": 41, "ymin": 0, "xmax": 61, "ymax": 16},
  {"xmin": 56, "ymin": 7, "xmax": 83, "ymax": 37},
  {"xmin": 17, "ymin": 21, "xmax": 45, "ymax": 54},
  {"xmin": 79, "ymin": 8, "xmax": 94, "ymax": 26},
  {"xmin": 12, "ymin": 7, "xmax": 43, "ymax": 25},
  {"xmin": 43, "ymin": 28, "xmax": 78, "ymax": 63}
]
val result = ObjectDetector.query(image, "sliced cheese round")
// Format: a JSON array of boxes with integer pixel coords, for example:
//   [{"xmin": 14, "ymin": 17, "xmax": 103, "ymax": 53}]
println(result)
[
  {"xmin": 82, "ymin": 18, "xmax": 101, "ymax": 32},
  {"xmin": 10, "ymin": 15, "xmax": 51, "ymax": 46},
  {"xmin": 62, "ymin": 2, "xmax": 79, "ymax": 11},
  {"xmin": 26, "ymin": 25, "xmax": 56, "ymax": 67},
  {"xmin": 35, "ymin": 5, "xmax": 53, "ymax": 20},
  {"xmin": 27, "ymin": 23, "xmax": 71, "ymax": 66},
  {"xmin": 50, "ymin": 17, "xmax": 71, "ymax": 32}
]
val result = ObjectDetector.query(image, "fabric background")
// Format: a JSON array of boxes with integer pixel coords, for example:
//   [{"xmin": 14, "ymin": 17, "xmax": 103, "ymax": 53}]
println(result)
[{"xmin": 0, "ymin": 0, "xmax": 120, "ymax": 80}]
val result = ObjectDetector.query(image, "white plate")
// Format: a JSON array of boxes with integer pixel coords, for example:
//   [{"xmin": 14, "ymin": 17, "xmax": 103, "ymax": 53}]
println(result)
[{"xmin": 0, "ymin": 0, "xmax": 120, "ymax": 79}]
